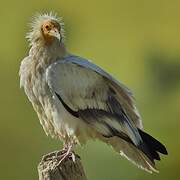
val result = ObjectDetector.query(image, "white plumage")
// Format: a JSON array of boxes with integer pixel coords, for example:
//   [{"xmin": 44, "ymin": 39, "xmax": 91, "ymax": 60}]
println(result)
[{"xmin": 19, "ymin": 13, "xmax": 167, "ymax": 173}]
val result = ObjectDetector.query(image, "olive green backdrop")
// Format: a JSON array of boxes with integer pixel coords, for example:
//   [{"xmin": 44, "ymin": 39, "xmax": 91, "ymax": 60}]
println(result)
[{"xmin": 0, "ymin": 0, "xmax": 179, "ymax": 179}]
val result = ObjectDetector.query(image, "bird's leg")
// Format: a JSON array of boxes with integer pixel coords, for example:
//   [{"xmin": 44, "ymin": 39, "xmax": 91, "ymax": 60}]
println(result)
[
  {"xmin": 51, "ymin": 141, "xmax": 76, "ymax": 168},
  {"xmin": 56, "ymin": 143, "xmax": 74, "ymax": 165},
  {"xmin": 45, "ymin": 143, "xmax": 75, "ymax": 170}
]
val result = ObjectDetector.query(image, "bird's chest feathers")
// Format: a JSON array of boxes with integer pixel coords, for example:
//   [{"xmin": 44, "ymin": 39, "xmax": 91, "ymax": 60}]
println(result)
[{"xmin": 21, "ymin": 58, "xmax": 52, "ymax": 104}]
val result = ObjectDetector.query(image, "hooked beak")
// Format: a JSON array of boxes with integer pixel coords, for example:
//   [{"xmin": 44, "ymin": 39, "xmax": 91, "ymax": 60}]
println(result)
[{"xmin": 49, "ymin": 28, "xmax": 61, "ymax": 42}]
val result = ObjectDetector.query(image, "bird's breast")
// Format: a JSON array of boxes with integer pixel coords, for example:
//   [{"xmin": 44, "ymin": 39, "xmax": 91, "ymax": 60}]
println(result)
[{"xmin": 20, "ymin": 57, "xmax": 59, "ymax": 136}]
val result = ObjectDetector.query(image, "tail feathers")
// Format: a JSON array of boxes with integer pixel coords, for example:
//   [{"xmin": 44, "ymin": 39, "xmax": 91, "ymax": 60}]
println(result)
[
  {"xmin": 104, "ymin": 137, "xmax": 158, "ymax": 173},
  {"xmin": 102, "ymin": 130, "xmax": 168, "ymax": 173}
]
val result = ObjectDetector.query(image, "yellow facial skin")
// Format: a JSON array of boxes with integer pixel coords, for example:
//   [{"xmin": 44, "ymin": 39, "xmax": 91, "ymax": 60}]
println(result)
[{"xmin": 41, "ymin": 20, "xmax": 61, "ymax": 44}]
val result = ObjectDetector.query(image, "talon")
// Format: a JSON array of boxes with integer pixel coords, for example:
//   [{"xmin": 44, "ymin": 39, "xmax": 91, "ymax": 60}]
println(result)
[
  {"xmin": 55, "ymin": 144, "xmax": 74, "ymax": 166},
  {"xmin": 42, "ymin": 151, "xmax": 58, "ymax": 161}
]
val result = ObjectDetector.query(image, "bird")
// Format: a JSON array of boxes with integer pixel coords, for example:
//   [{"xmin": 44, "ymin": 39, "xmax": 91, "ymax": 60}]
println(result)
[{"xmin": 19, "ymin": 12, "xmax": 167, "ymax": 173}]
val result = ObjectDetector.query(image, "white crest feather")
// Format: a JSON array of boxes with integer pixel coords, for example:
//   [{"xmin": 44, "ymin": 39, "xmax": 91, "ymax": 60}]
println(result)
[{"xmin": 26, "ymin": 12, "xmax": 65, "ymax": 45}]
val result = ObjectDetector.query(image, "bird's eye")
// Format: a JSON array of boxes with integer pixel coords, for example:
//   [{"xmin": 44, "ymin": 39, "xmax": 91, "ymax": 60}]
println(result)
[{"xmin": 45, "ymin": 25, "xmax": 50, "ymax": 29}]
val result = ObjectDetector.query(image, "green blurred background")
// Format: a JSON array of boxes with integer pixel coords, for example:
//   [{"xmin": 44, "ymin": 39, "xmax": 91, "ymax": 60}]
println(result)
[{"xmin": 0, "ymin": 0, "xmax": 179, "ymax": 179}]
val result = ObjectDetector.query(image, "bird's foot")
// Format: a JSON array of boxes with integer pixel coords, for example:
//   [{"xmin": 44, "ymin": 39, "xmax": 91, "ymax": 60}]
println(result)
[
  {"xmin": 55, "ymin": 146, "xmax": 75, "ymax": 167},
  {"xmin": 46, "ymin": 145, "xmax": 75, "ymax": 170},
  {"xmin": 42, "ymin": 150, "xmax": 59, "ymax": 162},
  {"xmin": 41, "ymin": 144, "xmax": 76, "ymax": 170}
]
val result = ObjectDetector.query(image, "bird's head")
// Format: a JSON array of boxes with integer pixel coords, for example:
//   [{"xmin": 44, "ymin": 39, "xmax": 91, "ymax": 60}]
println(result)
[{"xmin": 26, "ymin": 12, "xmax": 65, "ymax": 46}]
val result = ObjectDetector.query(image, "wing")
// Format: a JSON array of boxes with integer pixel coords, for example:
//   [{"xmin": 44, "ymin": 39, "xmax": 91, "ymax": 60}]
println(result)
[
  {"xmin": 46, "ymin": 55, "xmax": 142, "ymax": 145},
  {"xmin": 48, "ymin": 54, "xmax": 143, "ymax": 127}
]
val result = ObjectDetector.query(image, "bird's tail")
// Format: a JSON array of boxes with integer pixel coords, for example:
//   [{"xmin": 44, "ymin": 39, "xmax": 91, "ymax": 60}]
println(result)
[{"xmin": 103, "ymin": 129, "xmax": 167, "ymax": 173}]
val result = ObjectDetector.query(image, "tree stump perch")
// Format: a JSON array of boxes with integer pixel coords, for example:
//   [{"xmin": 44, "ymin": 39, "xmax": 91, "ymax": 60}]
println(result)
[{"xmin": 38, "ymin": 150, "xmax": 87, "ymax": 180}]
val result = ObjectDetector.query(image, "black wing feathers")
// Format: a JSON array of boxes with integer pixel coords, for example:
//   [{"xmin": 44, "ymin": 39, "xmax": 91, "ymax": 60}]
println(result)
[
  {"xmin": 55, "ymin": 92, "xmax": 79, "ymax": 118},
  {"xmin": 138, "ymin": 129, "xmax": 168, "ymax": 155}
]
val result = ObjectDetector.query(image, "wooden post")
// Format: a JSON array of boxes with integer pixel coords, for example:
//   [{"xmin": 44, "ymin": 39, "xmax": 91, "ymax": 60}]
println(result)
[{"xmin": 38, "ymin": 150, "xmax": 87, "ymax": 180}]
